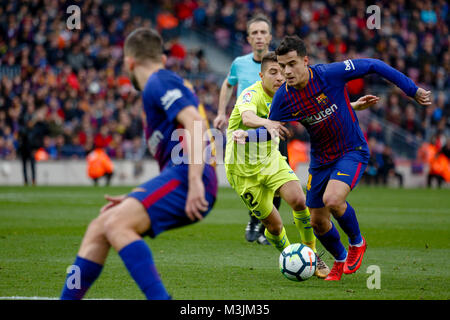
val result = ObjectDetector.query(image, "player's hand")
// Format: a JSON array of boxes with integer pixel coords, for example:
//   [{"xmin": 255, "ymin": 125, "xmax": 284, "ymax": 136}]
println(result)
[
  {"xmin": 213, "ymin": 114, "xmax": 228, "ymax": 132},
  {"xmin": 263, "ymin": 120, "xmax": 291, "ymax": 141},
  {"xmin": 352, "ymin": 95, "xmax": 380, "ymax": 111},
  {"xmin": 414, "ymin": 88, "xmax": 432, "ymax": 106},
  {"xmin": 186, "ymin": 177, "xmax": 209, "ymax": 221},
  {"xmin": 232, "ymin": 129, "xmax": 249, "ymax": 144},
  {"xmin": 100, "ymin": 194, "xmax": 126, "ymax": 214}
]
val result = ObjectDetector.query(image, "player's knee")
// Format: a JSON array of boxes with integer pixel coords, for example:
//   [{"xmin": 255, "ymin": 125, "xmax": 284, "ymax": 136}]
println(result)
[
  {"xmin": 290, "ymin": 194, "xmax": 307, "ymax": 211},
  {"xmin": 86, "ymin": 215, "xmax": 107, "ymax": 240},
  {"xmin": 323, "ymin": 193, "xmax": 344, "ymax": 211},
  {"xmin": 310, "ymin": 216, "xmax": 328, "ymax": 235},
  {"xmin": 265, "ymin": 220, "xmax": 283, "ymax": 236},
  {"xmin": 103, "ymin": 212, "xmax": 127, "ymax": 241}
]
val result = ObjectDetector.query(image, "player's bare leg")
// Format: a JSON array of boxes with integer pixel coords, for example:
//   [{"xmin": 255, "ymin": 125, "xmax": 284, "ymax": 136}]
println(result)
[
  {"xmin": 278, "ymin": 181, "xmax": 310, "ymax": 245},
  {"xmin": 278, "ymin": 180, "xmax": 330, "ymax": 278},
  {"xmin": 77, "ymin": 212, "xmax": 112, "ymax": 265},
  {"xmin": 103, "ymin": 197, "xmax": 150, "ymax": 251},
  {"xmin": 260, "ymin": 206, "xmax": 290, "ymax": 252},
  {"xmin": 322, "ymin": 179, "xmax": 351, "ymax": 218},
  {"xmin": 61, "ymin": 206, "xmax": 119, "ymax": 299},
  {"xmin": 278, "ymin": 180, "xmax": 306, "ymax": 211},
  {"xmin": 323, "ymin": 179, "xmax": 367, "ymax": 276},
  {"xmin": 101, "ymin": 197, "xmax": 170, "ymax": 299}
]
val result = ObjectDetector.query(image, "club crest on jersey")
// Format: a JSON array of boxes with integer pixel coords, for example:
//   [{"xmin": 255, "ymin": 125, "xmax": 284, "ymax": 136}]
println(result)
[
  {"xmin": 315, "ymin": 93, "xmax": 330, "ymax": 107},
  {"xmin": 242, "ymin": 91, "xmax": 254, "ymax": 103}
]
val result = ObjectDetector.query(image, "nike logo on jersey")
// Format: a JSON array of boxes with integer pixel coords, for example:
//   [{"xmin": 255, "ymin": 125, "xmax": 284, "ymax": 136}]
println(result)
[
  {"xmin": 292, "ymin": 110, "xmax": 301, "ymax": 116},
  {"xmin": 337, "ymin": 172, "xmax": 350, "ymax": 176}
]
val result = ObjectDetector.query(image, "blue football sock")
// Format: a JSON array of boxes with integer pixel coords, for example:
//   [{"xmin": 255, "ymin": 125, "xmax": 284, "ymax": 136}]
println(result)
[
  {"xmin": 60, "ymin": 255, "xmax": 103, "ymax": 300},
  {"xmin": 314, "ymin": 222, "xmax": 347, "ymax": 261},
  {"xmin": 335, "ymin": 202, "xmax": 363, "ymax": 246},
  {"xmin": 118, "ymin": 239, "xmax": 170, "ymax": 300}
]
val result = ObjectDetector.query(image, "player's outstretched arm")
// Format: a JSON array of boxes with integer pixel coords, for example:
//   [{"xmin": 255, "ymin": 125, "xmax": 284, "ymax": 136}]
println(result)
[
  {"xmin": 241, "ymin": 110, "xmax": 290, "ymax": 137},
  {"xmin": 232, "ymin": 124, "xmax": 291, "ymax": 145},
  {"xmin": 326, "ymin": 59, "xmax": 432, "ymax": 105},
  {"xmin": 351, "ymin": 95, "xmax": 380, "ymax": 111},
  {"xmin": 241, "ymin": 110, "xmax": 269, "ymax": 128},
  {"xmin": 176, "ymin": 106, "xmax": 209, "ymax": 221},
  {"xmin": 214, "ymin": 79, "xmax": 234, "ymax": 131}
]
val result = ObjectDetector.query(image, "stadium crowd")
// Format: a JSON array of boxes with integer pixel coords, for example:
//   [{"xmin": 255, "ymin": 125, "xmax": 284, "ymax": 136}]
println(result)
[
  {"xmin": 0, "ymin": 0, "xmax": 448, "ymax": 185},
  {"xmin": 0, "ymin": 0, "xmax": 219, "ymax": 162}
]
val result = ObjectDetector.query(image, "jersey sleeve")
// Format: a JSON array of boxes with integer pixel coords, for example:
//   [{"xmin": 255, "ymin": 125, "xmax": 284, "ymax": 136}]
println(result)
[
  {"xmin": 146, "ymin": 77, "xmax": 198, "ymax": 122},
  {"xmin": 227, "ymin": 59, "xmax": 238, "ymax": 86},
  {"xmin": 235, "ymin": 88, "xmax": 258, "ymax": 115},
  {"xmin": 317, "ymin": 58, "xmax": 419, "ymax": 97}
]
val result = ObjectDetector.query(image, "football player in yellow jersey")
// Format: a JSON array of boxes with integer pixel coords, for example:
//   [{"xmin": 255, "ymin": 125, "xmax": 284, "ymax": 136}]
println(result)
[{"xmin": 225, "ymin": 52, "xmax": 331, "ymax": 278}]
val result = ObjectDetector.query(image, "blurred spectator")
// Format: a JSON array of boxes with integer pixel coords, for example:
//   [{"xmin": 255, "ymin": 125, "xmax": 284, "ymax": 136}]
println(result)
[
  {"xmin": 17, "ymin": 105, "xmax": 45, "ymax": 185},
  {"xmin": 86, "ymin": 147, "xmax": 114, "ymax": 186},
  {"xmin": 418, "ymin": 135, "xmax": 449, "ymax": 187},
  {"xmin": 377, "ymin": 146, "xmax": 404, "ymax": 187},
  {"xmin": 427, "ymin": 149, "xmax": 449, "ymax": 188},
  {"xmin": 363, "ymin": 137, "xmax": 381, "ymax": 185}
]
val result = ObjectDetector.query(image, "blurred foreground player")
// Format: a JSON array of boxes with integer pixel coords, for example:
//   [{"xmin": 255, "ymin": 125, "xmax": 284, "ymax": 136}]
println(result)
[{"xmin": 60, "ymin": 28, "xmax": 217, "ymax": 299}]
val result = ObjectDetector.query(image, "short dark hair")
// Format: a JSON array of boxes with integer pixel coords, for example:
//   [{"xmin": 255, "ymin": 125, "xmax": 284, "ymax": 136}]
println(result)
[
  {"xmin": 247, "ymin": 14, "xmax": 272, "ymax": 34},
  {"xmin": 124, "ymin": 27, "xmax": 163, "ymax": 62},
  {"xmin": 261, "ymin": 51, "xmax": 278, "ymax": 72},
  {"xmin": 275, "ymin": 35, "xmax": 307, "ymax": 57}
]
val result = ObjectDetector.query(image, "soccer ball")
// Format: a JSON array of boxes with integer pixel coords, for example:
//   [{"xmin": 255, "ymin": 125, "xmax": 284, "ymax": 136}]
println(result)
[{"xmin": 279, "ymin": 243, "xmax": 316, "ymax": 281}]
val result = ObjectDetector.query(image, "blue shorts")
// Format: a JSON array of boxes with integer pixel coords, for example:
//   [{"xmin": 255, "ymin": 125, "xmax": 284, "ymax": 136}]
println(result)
[
  {"xmin": 306, "ymin": 150, "xmax": 368, "ymax": 208},
  {"xmin": 128, "ymin": 164, "xmax": 217, "ymax": 238}
]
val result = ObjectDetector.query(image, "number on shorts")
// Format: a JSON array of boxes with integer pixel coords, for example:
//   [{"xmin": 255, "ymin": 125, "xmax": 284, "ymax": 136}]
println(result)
[
  {"xmin": 241, "ymin": 192, "xmax": 258, "ymax": 208},
  {"xmin": 307, "ymin": 174, "xmax": 312, "ymax": 191}
]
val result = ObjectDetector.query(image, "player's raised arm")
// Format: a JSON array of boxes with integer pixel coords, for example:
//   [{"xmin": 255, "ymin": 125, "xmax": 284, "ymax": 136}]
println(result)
[
  {"xmin": 214, "ymin": 60, "xmax": 239, "ymax": 131},
  {"xmin": 176, "ymin": 106, "xmax": 209, "ymax": 221},
  {"xmin": 321, "ymin": 58, "xmax": 432, "ymax": 106},
  {"xmin": 241, "ymin": 110, "xmax": 289, "ymax": 137},
  {"xmin": 214, "ymin": 78, "xmax": 234, "ymax": 131}
]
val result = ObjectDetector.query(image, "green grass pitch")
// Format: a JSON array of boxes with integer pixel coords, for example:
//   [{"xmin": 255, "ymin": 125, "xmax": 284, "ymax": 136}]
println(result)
[{"xmin": 0, "ymin": 185, "xmax": 449, "ymax": 300}]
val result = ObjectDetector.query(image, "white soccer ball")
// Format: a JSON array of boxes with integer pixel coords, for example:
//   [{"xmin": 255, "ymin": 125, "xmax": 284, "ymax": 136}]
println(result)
[{"xmin": 279, "ymin": 243, "xmax": 316, "ymax": 281}]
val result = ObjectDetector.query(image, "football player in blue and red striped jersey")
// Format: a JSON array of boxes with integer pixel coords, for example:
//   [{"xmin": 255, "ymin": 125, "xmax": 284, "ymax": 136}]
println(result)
[{"xmin": 60, "ymin": 28, "xmax": 217, "ymax": 299}]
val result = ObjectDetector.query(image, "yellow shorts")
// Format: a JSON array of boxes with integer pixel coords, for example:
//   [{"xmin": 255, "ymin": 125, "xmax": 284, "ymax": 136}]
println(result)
[{"xmin": 227, "ymin": 157, "xmax": 299, "ymax": 220}]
